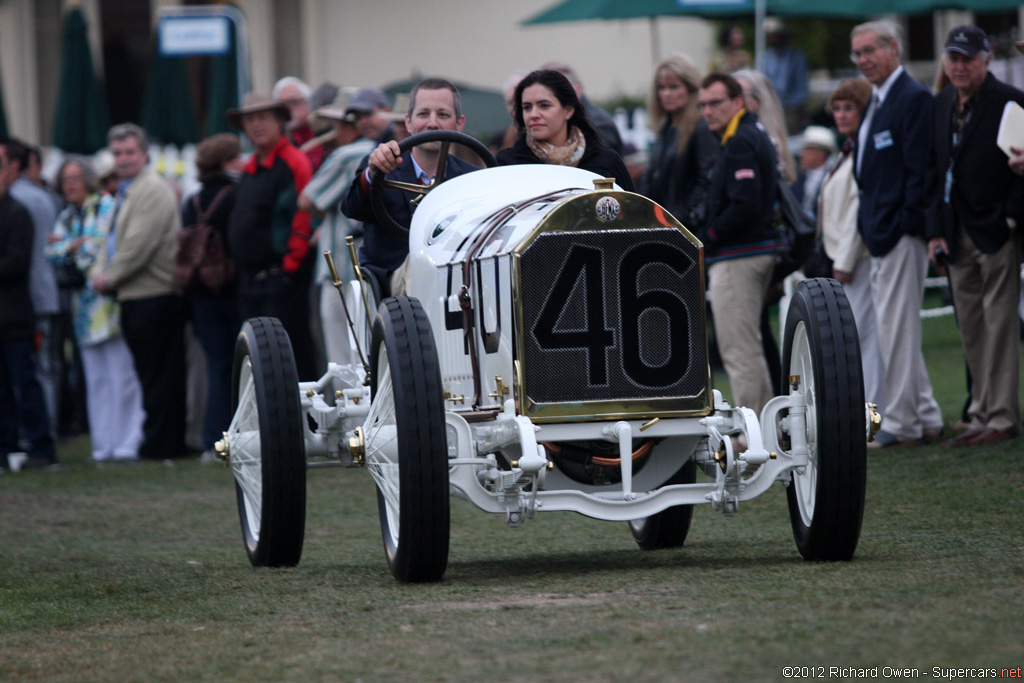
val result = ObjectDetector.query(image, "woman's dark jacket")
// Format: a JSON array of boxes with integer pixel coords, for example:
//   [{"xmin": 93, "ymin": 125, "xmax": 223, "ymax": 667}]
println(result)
[
  {"xmin": 641, "ymin": 118, "xmax": 718, "ymax": 231},
  {"xmin": 496, "ymin": 134, "xmax": 636, "ymax": 192}
]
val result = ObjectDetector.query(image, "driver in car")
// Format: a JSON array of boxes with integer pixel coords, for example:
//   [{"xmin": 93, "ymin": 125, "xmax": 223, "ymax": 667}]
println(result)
[{"xmin": 341, "ymin": 77, "xmax": 479, "ymax": 298}]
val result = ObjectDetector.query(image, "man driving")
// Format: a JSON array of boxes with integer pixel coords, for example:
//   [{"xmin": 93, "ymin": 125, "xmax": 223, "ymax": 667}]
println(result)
[{"xmin": 341, "ymin": 78, "xmax": 479, "ymax": 298}]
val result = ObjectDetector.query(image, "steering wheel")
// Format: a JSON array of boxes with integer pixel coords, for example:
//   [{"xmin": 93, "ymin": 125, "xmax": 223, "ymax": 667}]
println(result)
[{"xmin": 369, "ymin": 130, "xmax": 498, "ymax": 236}]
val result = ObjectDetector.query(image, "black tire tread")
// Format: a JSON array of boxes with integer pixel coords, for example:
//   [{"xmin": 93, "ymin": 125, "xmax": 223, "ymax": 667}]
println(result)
[
  {"xmin": 233, "ymin": 317, "xmax": 306, "ymax": 568},
  {"xmin": 783, "ymin": 278, "xmax": 866, "ymax": 561},
  {"xmin": 371, "ymin": 297, "xmax": 450, "ymax": 582}
]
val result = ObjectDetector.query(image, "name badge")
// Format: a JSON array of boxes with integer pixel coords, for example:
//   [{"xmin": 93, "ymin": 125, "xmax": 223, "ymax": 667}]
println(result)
[{"xmin": 873, "ymin": 130, "xmax": 893, "ymax": 150}]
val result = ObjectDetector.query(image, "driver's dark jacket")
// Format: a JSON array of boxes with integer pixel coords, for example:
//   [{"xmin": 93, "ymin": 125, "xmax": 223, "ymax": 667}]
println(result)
[{"xmin": 341, "ymin": 153, "xmax": 478, "ymax": 294}]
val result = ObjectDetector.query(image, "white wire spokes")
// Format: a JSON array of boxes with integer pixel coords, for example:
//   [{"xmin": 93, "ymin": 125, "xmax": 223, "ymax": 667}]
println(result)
[
  {"xmin": 228, "ymin": 358, "xmax": 263, "ymax": 538},
  {"xmin": 791, "ymin": 323, "xmax": 817, "ymax": 525},
  {"xmin": 364, "ymin": 350, "xmax": 400, "ymax": 542}
]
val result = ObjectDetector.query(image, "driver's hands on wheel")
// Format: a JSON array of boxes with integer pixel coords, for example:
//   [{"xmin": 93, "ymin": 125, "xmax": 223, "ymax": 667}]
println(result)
[{"xmin": 368, "ymin": 141, "xmax": 404, "ymax": 176}]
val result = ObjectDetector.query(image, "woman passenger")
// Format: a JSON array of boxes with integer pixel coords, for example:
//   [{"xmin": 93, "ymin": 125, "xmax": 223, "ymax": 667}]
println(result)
[{"xmin": 497, "ymin": 69, "xmax": 635, "ymax": 191}]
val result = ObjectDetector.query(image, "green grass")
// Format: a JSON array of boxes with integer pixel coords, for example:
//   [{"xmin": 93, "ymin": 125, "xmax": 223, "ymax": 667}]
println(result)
[{"xmin": 2, "ymin": 305, "xmax": 1022, "ymax": 681}]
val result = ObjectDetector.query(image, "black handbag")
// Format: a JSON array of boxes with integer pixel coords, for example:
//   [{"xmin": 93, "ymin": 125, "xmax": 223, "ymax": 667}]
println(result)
[
  {"xmin": 55, "ymin": 261, "xmax": 87, "ymax": 289},
  {"xmin": 772, "ymin": 179, "xmax": 816, "ymax": 284},
  {"xmin": 802, "ymin": 238, "xmax": 834, "ymax": 279}
]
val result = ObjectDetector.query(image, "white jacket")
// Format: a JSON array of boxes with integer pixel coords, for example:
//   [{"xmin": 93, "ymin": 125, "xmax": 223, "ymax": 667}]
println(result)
[{"xmin": 817, "ymin": 151, "xmax": 869, "ymax": 275}]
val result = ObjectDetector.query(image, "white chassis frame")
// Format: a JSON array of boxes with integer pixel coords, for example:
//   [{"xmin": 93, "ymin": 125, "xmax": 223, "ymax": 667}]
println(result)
[{"xmin": 292, "ymin": 357, "xmax": 872, "ymax": 528}]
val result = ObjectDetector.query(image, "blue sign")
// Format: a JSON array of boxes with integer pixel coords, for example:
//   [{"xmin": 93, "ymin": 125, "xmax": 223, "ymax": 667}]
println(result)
[{"xmin": 159, "ymin": 15, "xmax": 231, "ymax": 57}]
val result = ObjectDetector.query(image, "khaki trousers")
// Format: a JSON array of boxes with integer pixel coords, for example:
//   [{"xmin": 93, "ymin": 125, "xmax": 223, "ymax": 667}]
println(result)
[
  {"xmin": 869, "ymin": 235, "xmax": 943, "ymax": 439},
  {"xmin": 708, "ymin": 254, "xmax": 775, "ymax": 415},
  {"xmin": 949, "ymin": 228, "xmax": 1021, "ymax": 433}
]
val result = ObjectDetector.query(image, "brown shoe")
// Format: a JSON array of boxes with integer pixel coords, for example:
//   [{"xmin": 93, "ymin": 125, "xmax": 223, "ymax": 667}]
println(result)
[
  {"xmin": 944, "ymin": 429, "xmax": 982, "ymax": 448},
  {"xmin": 923, "ymin": 426, "xmax": 946, "ymax": 443},
  {"xmin": 965, "ymin": 428, "xmax": 1012, "ymax": 447}
]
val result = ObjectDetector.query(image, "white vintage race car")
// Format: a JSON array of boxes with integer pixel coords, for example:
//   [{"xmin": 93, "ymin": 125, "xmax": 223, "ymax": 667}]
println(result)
[{"xmin": 218, "ymin": 131, "xmax": 877, "ymax": 582}]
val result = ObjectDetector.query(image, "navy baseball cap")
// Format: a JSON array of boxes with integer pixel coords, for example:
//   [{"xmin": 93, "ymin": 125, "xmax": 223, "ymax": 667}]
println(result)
[
  {"xmin": 345, "ymin": 88, "xmax": 390, "ymax": 114},
  {"xmin": 944, "ymin": 26, "xmax": 990, "ymax": 58}
]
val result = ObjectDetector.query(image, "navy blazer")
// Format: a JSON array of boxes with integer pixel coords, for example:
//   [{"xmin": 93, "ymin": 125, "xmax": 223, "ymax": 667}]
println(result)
[
  {"xmin": 925, "ymin": 73, "xmax": 1024, "ymax": 256},
  {"xmin": 341, "ymin": 152, "xmax": 478, "ymax": 290},
  {"xmin": 856, "ymin": 70, "xmax": 934, "ymax": 257}
]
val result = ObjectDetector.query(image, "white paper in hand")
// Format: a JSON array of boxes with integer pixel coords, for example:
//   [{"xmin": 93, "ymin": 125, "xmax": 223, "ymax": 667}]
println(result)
[{"xmin": 996, "ymin": 100, "xmax": 1024, "ymax": 157}]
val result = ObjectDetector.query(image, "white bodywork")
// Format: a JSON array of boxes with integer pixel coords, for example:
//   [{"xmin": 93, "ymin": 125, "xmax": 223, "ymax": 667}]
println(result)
[{"xmin": 291, "ymin": 163, "xmax": 840, "ymax": 526}]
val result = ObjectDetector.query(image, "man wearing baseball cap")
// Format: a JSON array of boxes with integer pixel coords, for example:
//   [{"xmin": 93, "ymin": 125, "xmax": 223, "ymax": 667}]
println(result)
[
  {"xmin": 926, "ymin": 25, "xmax": 1024, "ymax": 447},
  {"xmin": 345, "ymin": 88, "xmax": 396, "ymax": 145}
]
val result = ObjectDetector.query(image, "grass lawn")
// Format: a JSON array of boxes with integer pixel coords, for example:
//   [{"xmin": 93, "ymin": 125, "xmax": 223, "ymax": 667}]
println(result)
[{"xmin": 1, "ymin": 299, "xmax": 1022, "ymax": 681}]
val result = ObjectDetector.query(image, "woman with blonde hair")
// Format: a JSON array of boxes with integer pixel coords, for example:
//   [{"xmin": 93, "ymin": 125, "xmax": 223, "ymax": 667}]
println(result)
[
  {"xmin": 640, "ymin": 54, "xmax": 717, "ymax": 227},
  {"xmin": 733, "ymin": 68, "xmax": 796, "ymax": 184}
]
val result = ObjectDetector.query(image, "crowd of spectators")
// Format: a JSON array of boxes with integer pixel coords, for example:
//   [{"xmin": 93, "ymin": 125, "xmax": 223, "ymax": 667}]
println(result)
[{"xmin": 2, "ymin": 18, "xmax": 1023, "ymax": 471}]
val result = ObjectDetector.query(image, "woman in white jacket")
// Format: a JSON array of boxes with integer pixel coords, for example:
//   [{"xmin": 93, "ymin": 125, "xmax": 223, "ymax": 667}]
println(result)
[{"xmin": 819, "ymin": 77, "xmax": 885, "ymax": 415}]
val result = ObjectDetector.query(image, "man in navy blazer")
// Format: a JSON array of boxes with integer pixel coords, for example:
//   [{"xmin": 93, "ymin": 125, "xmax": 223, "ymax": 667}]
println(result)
[
  {"xmin": 926, "ymin": 26, "xmax": 1024, "ymax": 447},
  {"xmin": 852, "ymin": 20, "xmax": 944, "ymax": 449},
  {"xmin": 342, "ymin": 78, "xmax": 478, "ymax": 298}
]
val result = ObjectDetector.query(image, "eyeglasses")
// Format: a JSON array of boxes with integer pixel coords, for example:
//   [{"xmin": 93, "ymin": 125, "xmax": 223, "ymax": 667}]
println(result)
[
  {"xmin": 850, "ymin": 43, "xmax": 887, "ymax": 63},
  {"xmin": 830, "ymin": 103, "xmax": 858, "ymax": 114},
  {"xmin": 697, "ymin": 97, "xmax": 729, "ymax": 111}
]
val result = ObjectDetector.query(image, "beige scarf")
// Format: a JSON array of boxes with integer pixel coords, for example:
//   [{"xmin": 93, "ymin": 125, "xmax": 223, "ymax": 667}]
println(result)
[{"xmin": 526, "ymin": 125, "xmax": 586, "ymax": 167}]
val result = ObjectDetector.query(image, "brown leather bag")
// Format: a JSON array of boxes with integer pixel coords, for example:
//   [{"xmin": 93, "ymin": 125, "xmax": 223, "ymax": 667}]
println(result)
[{"xmin": 174, "ymin": 187, "xmax": 236, "ymax": 293}]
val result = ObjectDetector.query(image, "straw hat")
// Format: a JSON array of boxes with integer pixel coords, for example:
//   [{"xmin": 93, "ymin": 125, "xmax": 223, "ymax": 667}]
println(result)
[{"xmin": 226, "ymin": 92, "xmax": 290, "ymax": 129}]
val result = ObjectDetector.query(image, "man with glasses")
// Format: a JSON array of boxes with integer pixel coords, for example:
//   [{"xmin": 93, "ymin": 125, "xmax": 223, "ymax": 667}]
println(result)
[
  {"xmin": 851, "ymin": 20, "xmax": 944, "ymax": 449},
  {"xmin": 697, "ymin": 73, "xmax": 778, "ymax": 416}
]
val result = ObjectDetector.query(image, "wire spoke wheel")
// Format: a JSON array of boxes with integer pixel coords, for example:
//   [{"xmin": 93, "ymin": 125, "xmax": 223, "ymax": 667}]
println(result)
[
  {"xmin": 782, "ymin": 278, "xmax": 866, "ymax": 561},
  {"xmin": 364, "ymin": 297, "xmax": 449, "ymax": 582},
  {"xmin": 227, "ymin": 317, "xmax": 306, "ymax": 567}
]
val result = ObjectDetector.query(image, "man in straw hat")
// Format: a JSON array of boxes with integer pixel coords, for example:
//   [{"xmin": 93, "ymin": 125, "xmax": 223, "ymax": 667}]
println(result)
[
  {"xmin": 926, "ymin": 25, "xmax": 1024, "ymax": 447},
  {"xmin": 298, "ymin": 105, "xmax": 374, "ymax": 366},
  {"xmin": 226, "ymin": 92, "xmax": 317, "ymax": 380}
]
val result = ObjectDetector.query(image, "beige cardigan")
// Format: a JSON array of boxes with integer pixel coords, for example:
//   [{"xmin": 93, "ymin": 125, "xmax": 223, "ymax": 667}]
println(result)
[
  {"xmin": 95, "ymin": 166, "xmax": 181, "ymax": 301},
  {"xmin": 817, "ymin": 151, "xmax": 869, "ymax": 275}
]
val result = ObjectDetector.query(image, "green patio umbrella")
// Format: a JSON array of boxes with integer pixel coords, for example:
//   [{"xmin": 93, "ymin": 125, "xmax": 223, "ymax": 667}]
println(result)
[
  {"xmin": 140, "ymin": 44, "xmax": 200, "ymax": 146},
  {"xmin": 525, "ymin": 0, "xmax": 1024, "ymax": 22},
  {"xmin": 523, "ymin": 0, "xmax": 752, "ymax": 23},
  {"xmin": 51, "ymin": 6, "xmax": 110, "ymax": 154},
  {"xmin": 204, "ymin": 17, "xmax": 240, "ymax": 136}
]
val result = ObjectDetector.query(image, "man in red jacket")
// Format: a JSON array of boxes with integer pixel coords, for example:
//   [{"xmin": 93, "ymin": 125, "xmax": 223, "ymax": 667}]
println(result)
[{"xmin": 226, "ymin": 92, "xmax": 316, "ymax": 379}]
